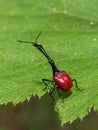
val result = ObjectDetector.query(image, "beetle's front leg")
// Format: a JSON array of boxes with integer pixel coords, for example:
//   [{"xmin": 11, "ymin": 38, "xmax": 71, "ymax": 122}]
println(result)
[{"xmin": 42, "ymin": 78, "xmax": 54, "ymax": 90}]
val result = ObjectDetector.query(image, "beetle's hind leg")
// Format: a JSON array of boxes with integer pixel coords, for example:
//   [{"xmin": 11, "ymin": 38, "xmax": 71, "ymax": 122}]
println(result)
[{"xmin": 72, "ymin": 78, "xmax": 81, "ymax": 91}]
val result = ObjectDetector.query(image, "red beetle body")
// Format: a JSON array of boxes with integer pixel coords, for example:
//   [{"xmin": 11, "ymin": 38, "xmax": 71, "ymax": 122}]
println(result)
[{"xmin": 54, "ymin": 71, "xmax": 72, "ymax": 91}]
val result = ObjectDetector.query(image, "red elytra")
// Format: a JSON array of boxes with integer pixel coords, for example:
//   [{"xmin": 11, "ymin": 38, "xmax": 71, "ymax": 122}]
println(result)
[{"xmin": 54, "ymin": 71, "xmax": 72, "ymax": 91}]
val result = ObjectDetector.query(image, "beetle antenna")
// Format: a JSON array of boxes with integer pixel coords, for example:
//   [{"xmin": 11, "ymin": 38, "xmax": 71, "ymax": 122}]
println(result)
[
  {"xmin": 35, "ymin": 31, "xmax": 41, "ymax": 42},
  {"xmin": 17, "ymin": 40, "xmax": 33, "ymax": 43},
  {"xmin": 17, "ymin": 31, "xmax": 41, "ymax": 44}
]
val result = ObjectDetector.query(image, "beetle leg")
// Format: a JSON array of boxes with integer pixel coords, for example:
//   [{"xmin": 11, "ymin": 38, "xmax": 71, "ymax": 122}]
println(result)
[
  {"xmin": 42, "ymin": 78, "xmax": 54, "ymax": 90},
  {"xmin": 72, "ymin": 78, "xmax": 81, "ymax": 91},
  {"xmin": 57, "ymin": 87, "xmax": 64, "ymax": 102},
  {"xmin": 49, "ymin": 86, "xmax": 55, "ymax": 102}
]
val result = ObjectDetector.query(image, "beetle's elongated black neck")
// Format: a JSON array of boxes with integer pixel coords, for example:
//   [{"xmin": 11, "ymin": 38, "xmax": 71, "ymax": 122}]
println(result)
[{"xmin": 33, "ymin": 43, "xmax": 60, "ymax": 75}]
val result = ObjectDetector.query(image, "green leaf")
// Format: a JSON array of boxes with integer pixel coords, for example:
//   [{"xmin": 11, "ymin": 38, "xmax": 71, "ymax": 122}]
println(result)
[{"xmin": 0, "ymin": 0, "xmax": 98, "ymax": 124}]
